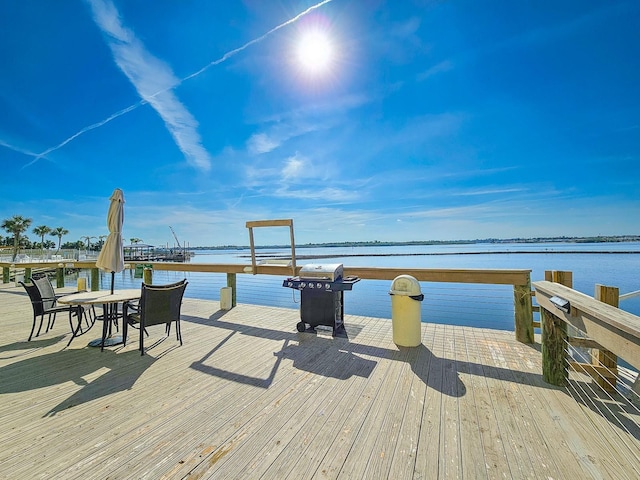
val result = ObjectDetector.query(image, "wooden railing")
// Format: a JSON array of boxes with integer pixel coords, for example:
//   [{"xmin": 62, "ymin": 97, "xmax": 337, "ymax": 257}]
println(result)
[
  {"xmin": 534, "ymin": 280, "xmax": 640, "ymax": 389},
  {"xmin": 1, "ymin": 260, "xmax": 534, "ymax": 343}
]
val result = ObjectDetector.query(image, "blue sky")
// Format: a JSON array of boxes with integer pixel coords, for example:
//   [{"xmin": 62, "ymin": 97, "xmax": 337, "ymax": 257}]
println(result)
[{"xmin": 1, "ymin": 0, "xmax": 639, "ymax": 247}]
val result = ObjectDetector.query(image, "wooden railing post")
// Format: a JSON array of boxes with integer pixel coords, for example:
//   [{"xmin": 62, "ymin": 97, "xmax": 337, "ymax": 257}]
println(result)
[
  {"xmin": 541, "ymin": 306, "xmax": 568, "ymax": 386},
  {"xmin": 545, "ymin": 270, "xmax": 573, "ymax": 288},
  {"xmin": 593, "ymin": 284, "xmax": 619, "ymax": 392},
  {"xmin": 541, "ymin": 270, "xmax": 573, "ymax": 385},
  {"xmin": 56, "ymin": 266, "xmax": 64, "ymax": 288},
  {"xmin": 24, "ymin": 267, "xmax": 32, "ymax": 282},
  {"xmin": 143, "ymin": 267, "xmax": 153, "ymax": 285},
  {"xmin": 2, "ymin": 267, "xmax": 9, "ymax": 284},
  {"xmin": 227, "ymin": 273, "xmax": 237, "ymax": 307},
  {"xmin": 545, "ymin": 270, "xmax": 576, "ymax": 336},
  {"xmin": 514, "ymin": 273, "xmax": 534, "ymax": 343},
  {"xmin": 91, "ymin": 268, "xmax": 100, "ymax": 291}
]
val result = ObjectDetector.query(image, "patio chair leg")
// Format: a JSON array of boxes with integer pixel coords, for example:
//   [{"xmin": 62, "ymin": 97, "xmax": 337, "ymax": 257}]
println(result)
[
  {"xmin": 123, "ymin": 319, "xmax": 128, "ymax": 346},
  {"xmin": 28, "ymin": 314, "xmax": 39, "ymax": 341},
  {"xmin": 47, "ymin": 312, "xmax": 56, "ymax": 332},
  {"xmin": 66, "ymin": 307, "xmax": 83, "ymax": 347},
  {"xmin": 35, "ymin": 315, "xmax": 45, "ymax": 338}
]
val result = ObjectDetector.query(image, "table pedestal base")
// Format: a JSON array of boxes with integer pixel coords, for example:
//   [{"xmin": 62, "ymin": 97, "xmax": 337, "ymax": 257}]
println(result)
[{"xmin": 88, "ymin": 335, "xmax": 123, "ymax": 347}]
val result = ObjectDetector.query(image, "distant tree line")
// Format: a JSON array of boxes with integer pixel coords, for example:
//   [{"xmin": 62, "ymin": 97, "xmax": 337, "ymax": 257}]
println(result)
[
  {"xmin": 189, "ymin": 235, "xmax": 640, "ymax": 250},
  {"xmin": 0, "ymin": 214, "xmax": 105, "ymax": 261}
]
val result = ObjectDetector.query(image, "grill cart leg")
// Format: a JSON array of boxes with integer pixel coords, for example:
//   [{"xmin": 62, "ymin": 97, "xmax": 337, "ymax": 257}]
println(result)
[{"xmin": 332, "ymin": 291, "xmax": 347, "ymax": 338}]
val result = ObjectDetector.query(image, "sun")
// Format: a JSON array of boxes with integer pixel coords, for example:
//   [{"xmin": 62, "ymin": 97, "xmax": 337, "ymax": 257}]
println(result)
[{"xmin": 296, "ymin": 29, "xmax": 333, "ymax": 74}]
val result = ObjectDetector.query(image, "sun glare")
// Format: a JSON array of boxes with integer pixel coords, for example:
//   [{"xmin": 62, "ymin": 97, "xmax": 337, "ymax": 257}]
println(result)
[{"xmin": 296, "ymin": 30, "xmax": 333, "ymax": 74}]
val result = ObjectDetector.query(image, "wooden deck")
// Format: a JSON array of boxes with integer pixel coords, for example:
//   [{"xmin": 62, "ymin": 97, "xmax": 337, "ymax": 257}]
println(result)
[{"xmin": 1, "ymin": 284, "xmax": 638, "ymax": 479}]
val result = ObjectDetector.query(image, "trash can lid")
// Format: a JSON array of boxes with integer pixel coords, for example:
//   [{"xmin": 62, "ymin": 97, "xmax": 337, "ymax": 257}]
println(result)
[{"xmin": 389, "ymin": 274, "xmax": 422, "ymax": 296}]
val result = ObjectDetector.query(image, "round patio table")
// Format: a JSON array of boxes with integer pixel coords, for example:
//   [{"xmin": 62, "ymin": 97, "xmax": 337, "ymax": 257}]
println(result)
[{"xmin": 58, "ymin": 289, "xmax": 141, "ymax": 350}]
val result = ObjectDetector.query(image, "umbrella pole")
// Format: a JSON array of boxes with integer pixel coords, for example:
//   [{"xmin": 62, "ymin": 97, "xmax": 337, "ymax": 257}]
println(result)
[{"xmin": 110, "ymin": 271, "xmax": 115, "ymax": 294}]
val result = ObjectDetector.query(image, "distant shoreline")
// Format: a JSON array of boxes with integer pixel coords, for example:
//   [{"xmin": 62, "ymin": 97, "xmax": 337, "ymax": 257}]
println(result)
[
  {"xmin": 191, "ymin": 235, "xmax": 640, "ymax": 251},
  {"xmin": 238, "ymin": 250, "xmax": 640, "ymax": 260}
]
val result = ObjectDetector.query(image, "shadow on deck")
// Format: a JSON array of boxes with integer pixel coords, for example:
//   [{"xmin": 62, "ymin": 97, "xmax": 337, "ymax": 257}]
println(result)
[{"xmin": 0, "ymin": 289, "xmax": 638, "ymax": 479}]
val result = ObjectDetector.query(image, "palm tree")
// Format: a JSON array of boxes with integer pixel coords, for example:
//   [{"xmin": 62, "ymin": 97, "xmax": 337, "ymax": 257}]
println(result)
[
  {"xmin": 33, "ymin": 225, "xmax": 51, "ymax": 256},
  {"xmin": 80, "ymin": 235, "xmax": 97, "ymax": 250},
  {"xmin": 50, "ymin": 227, "xmax": 69, "ymax": 253},
  {"xmin": 130, "ymin": 238, "xmax": 143, "ymax": 245},
  {"xmin": 1, "ymin": 215, "xmax": 33, "ymax": 261}
]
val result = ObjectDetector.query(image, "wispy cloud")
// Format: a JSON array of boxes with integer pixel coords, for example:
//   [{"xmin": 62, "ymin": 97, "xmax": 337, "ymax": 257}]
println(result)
[
  {"xmin": 244, "ymin": 92, "xmax": 370, "ymax": 156},
  {"xmin": 245, "ymin": 122, "xmax": 321, "ymax": 156},
  {"xmin": 382, "ymin": 16, "xmax": 428, "ymax": 64},
  {"xmin": 87, "ymin": 0, "xmax": 212, "ymax": 172},
  {"xmin": 271, "ymin": 185, "xmax": 360, "ymax": 202},
  {"xmin": 452, "ymin": 187, "xmax": 526, "ymax": 196},
  {"xmin": 417, "ymin": 60, "xmax": 453, "ymax": 81},
  {"xmin": 282, "ymin": 154, "xmax": 307, "ymax": 179},
  {"xmin": 247, "ymin": 133, "xmax": 281, "ymax": 155},
  {"xmin": 281, "ymin": 152, "xmax": 324, "ymax": 180}
]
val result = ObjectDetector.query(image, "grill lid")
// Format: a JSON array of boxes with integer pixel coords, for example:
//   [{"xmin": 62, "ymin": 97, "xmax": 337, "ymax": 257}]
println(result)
[{"xmin": 299, "ymin": 263, "xmax": 344, "ymax": 281}]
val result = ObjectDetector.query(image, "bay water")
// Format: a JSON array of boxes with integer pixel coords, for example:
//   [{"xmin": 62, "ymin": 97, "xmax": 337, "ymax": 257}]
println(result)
[{"xmin": 99, "ymin": 242, "xmax": 640, "ymax": 333}]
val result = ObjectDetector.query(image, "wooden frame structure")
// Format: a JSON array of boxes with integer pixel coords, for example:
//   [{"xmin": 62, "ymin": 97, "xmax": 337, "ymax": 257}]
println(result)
[{"xmin": 245, "ymin": 219, "xmax": 297, "ymax": 277}]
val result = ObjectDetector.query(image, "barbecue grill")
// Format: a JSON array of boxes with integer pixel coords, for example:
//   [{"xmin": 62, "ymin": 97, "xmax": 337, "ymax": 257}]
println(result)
[{"xmin": 283, "ymin": 263, "xmax": 359, "ymax": 337}]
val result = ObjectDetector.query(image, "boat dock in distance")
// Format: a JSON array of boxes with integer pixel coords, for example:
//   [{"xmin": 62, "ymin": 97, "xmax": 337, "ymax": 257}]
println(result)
[{"xmin": 124, "ymin": 243, "xmax": 193, "ymax": 262}]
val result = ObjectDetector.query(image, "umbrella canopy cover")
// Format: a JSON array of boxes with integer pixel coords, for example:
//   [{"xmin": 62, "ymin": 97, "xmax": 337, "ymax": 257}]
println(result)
[{"xmin": 96, "ymin": 188, "xmax": 125, "ymax": 274}]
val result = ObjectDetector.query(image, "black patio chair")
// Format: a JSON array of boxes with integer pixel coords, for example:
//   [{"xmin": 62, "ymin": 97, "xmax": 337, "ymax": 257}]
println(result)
[
  {"xmin": 20, "ymin": 278, "xmax": 84, "ymax": 342},
  {"xmin": 123, "ymin": 279, "xmax": 188, "ymax": 355}
]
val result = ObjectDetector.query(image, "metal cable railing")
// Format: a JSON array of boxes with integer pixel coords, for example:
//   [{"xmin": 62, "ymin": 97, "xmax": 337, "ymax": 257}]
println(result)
[
  {"xmin": 564, "ymin": 337, "xmax": 640, "ymax": 475},
  {"xmin": 620, "ymin": 289, "xmax": 640, "ymax": 302},
  {"xmin": 71, "ymin": 268, "xmax": 518, "ymax": 331}
]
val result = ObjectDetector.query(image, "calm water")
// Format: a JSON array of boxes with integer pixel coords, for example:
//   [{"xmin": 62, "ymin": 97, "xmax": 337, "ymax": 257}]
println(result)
[{"xmin": 97, "ymin": 242, "xmax": 640, "ymax": 332}]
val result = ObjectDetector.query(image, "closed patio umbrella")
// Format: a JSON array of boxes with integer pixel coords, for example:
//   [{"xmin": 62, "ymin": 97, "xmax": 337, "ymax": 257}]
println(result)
[{"xmin": 96, "ymin": 188, "xmax": 125, "ymax": 294}]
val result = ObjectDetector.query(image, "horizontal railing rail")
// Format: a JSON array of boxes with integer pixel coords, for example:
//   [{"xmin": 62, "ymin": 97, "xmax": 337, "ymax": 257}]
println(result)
[{"xmin": 620, "ymin": 289, "xmax": 640, "ymax": 301}]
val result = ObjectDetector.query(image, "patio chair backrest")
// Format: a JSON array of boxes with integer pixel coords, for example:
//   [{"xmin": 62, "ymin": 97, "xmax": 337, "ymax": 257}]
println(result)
[
  {"xmin": 33, "ymin": 277, "xmax": 57, "ymax": 311},
  {"xmin": 139, "ymin": 281, "xmax": 188, "ymax": 328},
  {"xmin": 146, "ymin": 279, "xmax": 187, "ymax": 290},
  {"xmin": 20, "ymin": 281, "xmax": 46, "ymax": 316}
]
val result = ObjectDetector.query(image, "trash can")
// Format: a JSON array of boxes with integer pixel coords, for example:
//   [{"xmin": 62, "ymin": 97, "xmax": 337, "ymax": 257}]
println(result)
[{"xmin": 389, "ymin": 275, "xmax": 424, "ymax": 347}]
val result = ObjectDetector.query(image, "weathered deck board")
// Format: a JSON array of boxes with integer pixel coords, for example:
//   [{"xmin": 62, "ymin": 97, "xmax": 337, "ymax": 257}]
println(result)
[
  {"xmin": 0, "ymin": 284, "xmax": 639, "ymax": 479},
  {"xmin": 456, "ymin": 327, "xmax": 490, "ymax": 480}
]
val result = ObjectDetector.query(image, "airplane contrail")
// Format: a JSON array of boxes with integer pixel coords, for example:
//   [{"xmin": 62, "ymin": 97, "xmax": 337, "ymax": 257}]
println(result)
[
  {"xmin": 23, "ymin": 0, "xmax": 334, "ymax": 167},
  {"xmin": 24, "ymin": 101, "xmax": 146, "ymax": 168}
]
